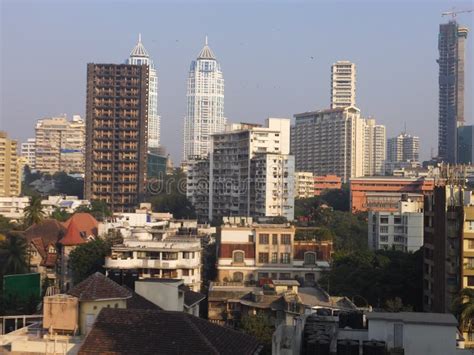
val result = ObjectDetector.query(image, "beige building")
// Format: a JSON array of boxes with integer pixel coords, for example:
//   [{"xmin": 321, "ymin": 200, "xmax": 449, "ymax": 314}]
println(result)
[
  {"xmin": 294, "ymin": 172, "xmax": 315, "ymax": 198},
  {"xmin": 364, "ymin": 118, "xmax": 386, "ymax": 176},
  {"xmin": 0, "ymin": 131, "xmax": 22, "ymax": 197},
  {"xmin": 35, "ymin": 115, "xmax": 85, "ymax": 174},
  {"xmin": 331, "ymin": 61, "xmax": 356, "ymax": 109}
]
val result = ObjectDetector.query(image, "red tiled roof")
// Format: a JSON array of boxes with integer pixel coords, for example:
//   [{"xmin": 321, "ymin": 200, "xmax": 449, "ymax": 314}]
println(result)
[
  {"xmin": 219, "ymin": 243, "xmax": 255, "ymax": 258},
  {"xmin": 41, "ymin": 253, "xmax": 58, "ymax": 267},
  {"xmin": 68, "ymin": 272, "xmax": 132, "ymax": 301},
  {"xmin": 63, "ymin": 213, "xmax": 98, "ymax": 237},
  {"xmin": 78, "ymin": 308, "xmax": 262, "ymax": 355},
  {"xmin": 31, "ymin": 237, "xmax": 46, "ymax": 259},
  {"xmin": 25, "ymin": 219, "xmax": 66, "ymax": 244},
  {"xmin": 59, "ymin": 219, "xmax": 87, "ymax": 246}
]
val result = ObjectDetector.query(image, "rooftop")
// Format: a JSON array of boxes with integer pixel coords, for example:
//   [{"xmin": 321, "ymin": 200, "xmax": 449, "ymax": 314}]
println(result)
[
  {"xmin": 197, "ymin": 36, "xmax": 216, "ymax": 60},
  {"xmin": 68, "ymin": 272, "xmax": 132, "ymax": 301},
  {"xmin": 366, "ymin": 311, "xmax": 458, "ymax": 326}
]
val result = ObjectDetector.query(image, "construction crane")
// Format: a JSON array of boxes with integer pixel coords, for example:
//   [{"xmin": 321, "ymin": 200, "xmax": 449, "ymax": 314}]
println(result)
[{"xmin": 441, "ymin": 8, "xmax": 473, "ymax": 19}]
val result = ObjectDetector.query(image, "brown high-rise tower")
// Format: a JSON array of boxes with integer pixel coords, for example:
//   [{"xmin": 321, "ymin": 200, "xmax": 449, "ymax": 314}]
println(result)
[{"xmin": 85, "ymin": 64, "xmax": 149, "ymax": 212}]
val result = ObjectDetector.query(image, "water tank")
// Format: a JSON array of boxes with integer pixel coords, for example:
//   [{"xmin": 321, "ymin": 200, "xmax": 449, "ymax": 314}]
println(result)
[
  {"xmin": 337, "ymin": 339, "xmax": 359, "ymax": 355},
  {"xmin": 43, "ymin": 294, "xmax": 79, "ymax": 332}
]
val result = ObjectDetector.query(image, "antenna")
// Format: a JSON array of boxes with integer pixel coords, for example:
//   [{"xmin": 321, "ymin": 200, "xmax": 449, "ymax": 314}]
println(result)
[{"xmin": 205, "ymin": 35, "xmax": 208, "ymax": 46}]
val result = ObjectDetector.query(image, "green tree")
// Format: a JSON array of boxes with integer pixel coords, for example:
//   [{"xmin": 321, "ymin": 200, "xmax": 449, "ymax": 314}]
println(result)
[
  {"xmin": 23, "ymin": 196, "xmax": 45, "ymax": 227},
  {"xmin": 0, "ymin": 232, "xmax": 28, "ymax": 275},
  {"xmin": 51, "ymin": 207, "xmax": 71, "ymax": 222},
  {"xmin": 0, "ymin": 215, "xmax": 14, "ymax": 235},
  {"xmin": 53, "ymin": 172, "xmax": 84, "ymax": 198},
  {"xmin": 453, "ymin": 288, "xmax": 474, "ymax": 333},
  {"xmin": 76, "ymin": 200, "xmax": 112, "ymax": 221},
  {"xmin": 239, "ymin": 313, "xmax": 274, "ymax": 354},
  {"xmin": 69, "ymin": 239, "xmax": 110, "ymax": 284}
]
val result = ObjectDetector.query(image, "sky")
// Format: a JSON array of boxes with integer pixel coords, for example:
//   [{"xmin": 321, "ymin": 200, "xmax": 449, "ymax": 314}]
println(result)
[{"xmin": 1, "ymin": 0, "xmax": 473, "ymax": 164}]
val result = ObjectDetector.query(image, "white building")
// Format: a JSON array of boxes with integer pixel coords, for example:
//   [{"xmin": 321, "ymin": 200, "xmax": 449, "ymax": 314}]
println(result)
[
  {"xmin": 0, "ymin": 196, "xmax": 30, "ymax": 220},
  {"xmin": 41, "ymin": 195, "xmax": 91, "ymax": 215},
  {"xmin": 331, "ymin": 61, "xmax": 356, "ymax": 109},
  {"xmin": 294, "ymin": 172, "xmax": 315, "ymax": 198},
  {"xmin": 20, "ymin": 138, "xmax": 36, "ymax": 170},
  {"xmin": 183, "ymin": 37, "xmax": 225, "ymax": 161},
  {"xmin": 386, "ymin": 133, "xmax": 420, "ymax": 175},
  {"xmin": 364, "ymin": 118, "xmax": 386, "ymax": 176},
  {"xmin": 368, "ymin": 198, "xmax": 423, "ymax": 252},
  {"xmin": 128, "ymin": 34, "xmax": 160, "ymax": 149}
]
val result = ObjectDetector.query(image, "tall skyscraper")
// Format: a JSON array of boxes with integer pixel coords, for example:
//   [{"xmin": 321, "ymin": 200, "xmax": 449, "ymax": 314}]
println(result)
[
  {"xmin": 387, "ymin": 133, "xmax": 420, "ymax": 163},
  {"xmin": 458, "ymin": 125, "xmax": 474, "ymax": 164},
  {"xmin": 35, "ymin": 115, "xmax": 85, "ymax": 174},
  {"xmin": 364, "ymin": 118, "xmax": 386, "ymax": 176},
  {"xmin": 85, "ymin": 64, "xmax": 149, "ymax": 212},
  {"xmin": 438, "ymin": 21, "xmax": 468, "ymax": 163},
  {"xmin": 331, "ymin": 61, "xmax": 356, "ymax": 109},
  {"xmin": 183, "ymin": 37, "xmax": 225, "ymax": 161},
  {"xmin": 0, "ymin": 131, "xmax": 22, "ymax": 197},
  {"xmin": 128, "ymin": 34, "xmax": 160, "ymax": 150}
]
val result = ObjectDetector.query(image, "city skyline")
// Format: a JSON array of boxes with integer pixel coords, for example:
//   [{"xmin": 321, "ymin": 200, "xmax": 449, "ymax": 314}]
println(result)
[{"xmin": 1, "ymin": 1, "xmax": 473, "ymax": 164}]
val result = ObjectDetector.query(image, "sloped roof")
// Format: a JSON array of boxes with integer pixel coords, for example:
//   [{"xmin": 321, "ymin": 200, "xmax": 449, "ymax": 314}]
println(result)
[
  {"xmin": 24, "ymin": 219, "xmax": 66, "ymax": 244},
  {"xmin": 78, "ymin": 308, "xmax": 262, "ymax": 355},
  {"xmin": 59, "ymin": 219, "xmax": 87, "ymax": 246},
  {"xmin": 197, "ymin": 37, "xmax": 216, "ymax": 60},
  {"xmin": 63, "ymin": 213, "xmax": 98, "ymax": 237},
  {"xmin": 41, "ymin": 253, "xmax": 58, "ymax": 268},
  {"xmin": 122, "ymin": 285, "xmax": 162, "ymax": 310},
  {"xmin": 130, "ymin": 33, "xmax": 149, "ymax": 58},
  {"xmin": 180, "ymin": 285, "xmax": 206, "ymax": 308},
  {"xmin": 68, "ymin": 272, "xmax": 132, "ymax": 301}
]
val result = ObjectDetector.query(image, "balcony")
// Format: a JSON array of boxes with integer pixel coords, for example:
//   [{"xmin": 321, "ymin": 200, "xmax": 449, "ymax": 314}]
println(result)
[{"xmin": 105, "ymin": 258, "xmax": 200, "ymax": 269}]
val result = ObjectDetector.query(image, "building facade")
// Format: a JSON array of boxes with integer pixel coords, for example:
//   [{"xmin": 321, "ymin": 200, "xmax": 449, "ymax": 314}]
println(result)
[
  {"xmin": 438, "ymin": 21, "xmax": 468, "ymax": 163},
  {"xmin": 458, "ymin": 125, "xmax": 474, "ymax": 164},
  {"xmin": 313, "ymin": 175, "xmax": 342, "ymax": 196},
  {"xmin": 364, "ymin": 118, "xmax": 386, "ymax": 176},
  {"xmin": 20, "ymin": 138, "xmax": 36, "ymax": 170},
  {"xmin": 35, "ymin": 115, "xmax": 85, "ymax": 174},
  {"xmin": 0, "ymin": 131, "xmax": 21, "ymax": 197},
  {"xmin": 183, "ymin": 37, "xmax": 225, "ymax": 161},
  {"xmin": 368, "ymin": 198, "xmax": 423, "ymax": 252},
  {"xmin": 291, "ymin": 107, "xmax": 365, "ymax": 182},
  {"xmin": 294, "ymin": 172, "xmax": 315, "ymax": 199},
  {"xmin": 127, "ymin": 34, "xmax": 160, "ymax": 150},
  {"xmin": 84, "ymin": 64, "xmax": 149, "ymax": 212},
  {"xmin": 331, "ymin": 61, "xmax": 356, "ymax": 109},
  {"xmin": 387, "ymin": 133, "xmax": 420, "ymax": 164}
]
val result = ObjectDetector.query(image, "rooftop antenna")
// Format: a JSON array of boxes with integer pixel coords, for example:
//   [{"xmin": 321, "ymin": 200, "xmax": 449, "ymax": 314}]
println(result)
[
  {"xmin": 138, "ymin": 33, "xmax": 142, "ymax": 42},
  {"xmin": 205, "ymin": 35, "xmax": 208, "ymax": 46}
]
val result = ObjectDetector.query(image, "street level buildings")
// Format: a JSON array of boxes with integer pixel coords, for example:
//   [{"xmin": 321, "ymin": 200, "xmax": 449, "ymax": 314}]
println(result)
[
  {"xmin": 34, "ymin": 115, "xmax": 85, "ymax": 174},
  {"xmin": 438, "ymin": 20, "xmax": 469, "ymax": 163},
  {"xmin": 368, "ymin": 197, "xmax": 424, "ymax": 252},
  {"xmin": 331, "ymin": 61, "xmax": 356, "ymax": 109},
  {"xmin": 84, "ymin": 64, "xmax": 149, "ymax": 213},
  {"xmin": 0, "ymin": 131, "xmax": 21, "ymax": 197},
  {"xmin": 127, "ymin": 34, "xmax": 160, "ymax": 150},
  {"xmin": 183, "ymin": 37, "xmax": 225, "ymax": 161}
]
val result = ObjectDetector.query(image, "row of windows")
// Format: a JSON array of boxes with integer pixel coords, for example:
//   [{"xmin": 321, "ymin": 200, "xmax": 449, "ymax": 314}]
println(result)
[{"xmin": 258, "ymin": 233, "xmax": 292, "ymax": 245}]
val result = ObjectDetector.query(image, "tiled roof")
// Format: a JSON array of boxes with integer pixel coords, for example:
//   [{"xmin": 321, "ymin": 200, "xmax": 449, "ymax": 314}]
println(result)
[
  {"xmin": 122, "ymin": 286, "xmax": 162, "ymax": 310},
  {"xmin": 181, "ymin": 285, "xmax": 206, "ymax": 308},
  {"xmin": 25, "ymin": 219, "xmax": 66, "ymax": 244},
  {"xmin": 78, "ymin": 308, "xmax": 262, "ymax": 355},
  {"xmin": 31, "ymin": 237, "xmax": 46, "ymax": 259},
  {"xmin": 63, "ymin": 213, "xmax": 98, "ymax": 237},
  {"xmin": 68, "ymin": 272, "xmax": 132, "ymax": 301},
  {"xmin": 41, "ymin": 253, "xmax": 58, "ymax": 267},
  {"xmin": 59, "ymin": 219, "xmax": 87, "ymax": 246}
]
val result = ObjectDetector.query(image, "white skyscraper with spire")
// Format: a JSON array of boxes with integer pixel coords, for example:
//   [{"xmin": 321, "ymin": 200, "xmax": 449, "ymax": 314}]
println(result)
[
  {"xmin": 183, "ymin": 37, "xmax": 225, "ymax": 161},
  {"xmin": 128, "ymin": 34, "xmax": 160, "ymax": 149}
]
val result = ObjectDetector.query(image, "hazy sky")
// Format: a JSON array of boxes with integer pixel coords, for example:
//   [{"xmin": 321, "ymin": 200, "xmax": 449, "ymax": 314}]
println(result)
[{"xmin": 1, "ymin": 0, "xmax": 473, "ymax": 164}]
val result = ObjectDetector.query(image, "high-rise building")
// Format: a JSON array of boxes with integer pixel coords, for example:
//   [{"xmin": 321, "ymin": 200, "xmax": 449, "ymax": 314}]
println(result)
[
  {"xmin": 364, "ymin": 118, "xmax": 386, "ymax": 176},
  {"xmin": 291, "ymin": 107, "xmax": 365, "ymax": 182},
  {"xmin": 183, "ymin": 37, "xmax": 225, "ymax": 161},
  {"xmin": 438, "ymin": 21, "xmax": 468, "ymax": 163},
  {"xmin": 0, "ymin": 131, "xmax": 22, "ymax": 197},
  {"xmin": 85, "ymin": 64, "xmax": 149, "ymax": 212},
  {"xmin": 187, "ymin": 119, "xmax": 295, "ymax": 221},
  {"xmin": 294, "ymin": 172, "xmax": 315, "ymax": 199},
  {"xmin": 387, "ymin": 133, "xmax": 420, "ymax": 163},
  {"xmin": 34, "ymin": 115, "xmax": 85, "ymax": 174},
  {"xmin": 127, "ymin": 34, "xmax": 160, "ymax": 150},
  {"xmin": 20, "ymin": 138, "xmax": 36, "ymax": 170},
  {"xmin": 331, "ymin": 61, "xmax": 356, "ymax": 109},
  {"xmin": 458, "ymin": 125, "xmax": 474, "ymax": 164}
]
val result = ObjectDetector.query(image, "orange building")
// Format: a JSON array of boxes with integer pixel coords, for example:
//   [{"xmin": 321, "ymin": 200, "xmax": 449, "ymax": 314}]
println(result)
[
  {"xmin": 350, "ymin": 177, "xmax": 434, "ymax": 212},
  {"xmin": 314, "ymin": 175, "xmax": 342, "ymax": 196}
]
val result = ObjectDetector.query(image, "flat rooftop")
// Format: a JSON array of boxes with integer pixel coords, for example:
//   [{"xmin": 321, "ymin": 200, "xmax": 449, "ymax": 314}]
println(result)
[{"xmin": 366, "ymin": 312, "xmax": 457, "ymax": 326}]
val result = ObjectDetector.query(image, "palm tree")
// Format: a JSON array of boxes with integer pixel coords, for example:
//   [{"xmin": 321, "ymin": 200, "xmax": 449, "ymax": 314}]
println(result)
[
  {"xmin": 23, "ymin": 195, "xmax": 45, "ymax": 227},
  {"xmin": 0, "ymin": 231, "xmax": 28, "ymax": 275},
  {"xmin": 453, "ymin": 288, "xmax": 474, "ymax": 333}
]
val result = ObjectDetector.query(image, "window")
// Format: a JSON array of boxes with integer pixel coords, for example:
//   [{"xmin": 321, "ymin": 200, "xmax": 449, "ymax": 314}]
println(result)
[
  {"xmin": 259, "ymin": 253, "xmax": 269, "ymax": 263},
  {"xmin": 469, "ymin": 240, "xmax": 474, "ymax": 249},
  {"xmin": 380, "ymin": 236, "xmax": 388, "ymax": 242},
  {"xmin": 233, "ymin": 251, "xmax": 244, "ymax": 263},
  {"xmin": 280, "ymin": 253, "xmax": 290, "ymax": 264},
  {"xmin": 394, "ymin": 235, "xmax": 405, "ymax": 243},
  {"xmin": 258, "ymin": 272, "xmax": 269, "ymax": 280},
  {"xmin": 183, "ymin": 252, "xmax": 193, "ymax": 259},
  {"xmin": 259, "ymin": 234, "xmax": 269, "ymax": 244},
  {"xmin": 281, "ymin": 234, "xmax": 291, "ymax": 245},
  {"xmin": 304, "ymin": 252, "xmax": 316, "ymax": 265},
  {"xmin": 271, "ymin": 252, "xmax": 278, "ymax": 263},
  {"xmin": 305, "ymin": 273, "xmax": 315, "ymax": 282},
  {"xmin": 182, "ymin": 269, "xmax": 190, "ymax": 276},
  {"xmin": 248, "ymin": 235, "xmax": 254, "ymax": 243},
  {"xmin": 468, "ymin": 277, "xmax": 474, "ymax": 287},
  {"xmin": 394, "ymin": 217, "xmax": 402, "ymax": 224},
  {"xmin": 380, "ymin": 226, "xmax": 388, "ymax": 233},
  {"xmin": 272, "ymin": 234, "xmax": 278, "ymax": 245},
  {"xmin": 380, "ymin": 217, "xmax": 389, "ymax": 224},
  {"xmin": 233, "ymin": 272, "xmax": 244, "ymax": 282},
  {"xmin": 466, "ymin": 258, "xmax": 474, "ymax": 269},
  {"xmin": 467, "ymin": 221, "xmax": 474, "ymax": 230},
  {"xmin": 279, "ymin": 273, "xmax": 291, "ymax": 280}
]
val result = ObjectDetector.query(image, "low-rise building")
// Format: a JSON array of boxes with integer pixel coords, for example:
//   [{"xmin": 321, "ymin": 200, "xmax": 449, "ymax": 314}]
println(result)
[
  {"xmin": 368, "ymin": 197, "xmax": 424, "ymax": 252},
  {"xmin": 41, "ymin": 195, "xmax": 91, "ymax": 215},
  {"xmin": 294, "ymin": 172, "xmax": 315, "ymax": 198},
  {"xmin": 0, "ymin": 196, "xmax": 30, "ymax": 220},
  {"xmin": 313, "ymin": 175, "xmax": 342, "ymax": 196}
]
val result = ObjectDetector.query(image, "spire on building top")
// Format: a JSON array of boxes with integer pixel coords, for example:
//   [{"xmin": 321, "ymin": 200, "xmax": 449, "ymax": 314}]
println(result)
[
  {"xmin": 197, "ymin": 36, "xmax": 216, "ymax": 60},
  {"xmin": 130, "ymin": 33, "xmax": 149, "ymax": 58},
  {"xmin": 205, "ymin": 35, "xmax": 208, "ymax": 45}
]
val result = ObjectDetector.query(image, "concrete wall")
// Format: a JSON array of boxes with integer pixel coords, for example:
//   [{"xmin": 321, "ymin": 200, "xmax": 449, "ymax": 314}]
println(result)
[
  {"xmin": 135, "ymin": 281, "xmax": 184, "ymax": 311},
  {"xmin": 79, "ymin": 299, "xmax": 127, "ymax": 335}
]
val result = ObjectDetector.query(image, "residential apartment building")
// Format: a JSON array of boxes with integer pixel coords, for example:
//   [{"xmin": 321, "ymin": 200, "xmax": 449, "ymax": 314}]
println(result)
[
  {"xmin": 331, "ymin": 61, "xmax": 356, "ymax": 109},
  {"xmin": 84, "ymin": 64, "xmax": 149, "ymax": 213},
  {"xmin": 20, "ymin": 138, "xmax": 36, "ymax": 169},
  {"xmin": 35, "ymin": 115, "xmax": 85, "ymax": 174},
  {"xmin": 350, "ymin": 176, "xmax": 434, "ymax": 213},
  {"xmin": 458, "ymin": 125, "xmax": 474, "ymax": 164},
  {"xmin": 294, "ymin": 172, "xmax": 315, "ymax": 198},
  {"xmin": 291, "ymin": 107, "xmax": 365, "ymax": 182},
  {"xmin": 313, "ymin": 175, "xmax": 342, "ymax": 196},
  {"xmin": 438, "ymin": 20, "xmax": 468, "ymax": 163},
  {"xmin": 387, "ymin": 132, "xmax": 420, "ymax": 163},
  {"xmin": 183, "ymin": 37, "xmax": 225, "ymax": 161},
  {"xmin": 364, "ymin": 118, "xmax": 386, "ymax": 176},
  {"xmin": 368, "ymin": 197, "xmax": 423, "ymax": 252},
  {"xmin": 0, "ymin": 131, "xmax": 22, "ymax": 197},
  {"xmin": 127, "ymin": 34, "xmax": 160, "ymax": 149},
  {"xmin": 0, "ymin": 196, "xmax": 30, "ymax": 220},
  {"xmin": 216, "ymin": 217, "xmax": 332, "ymax": 285},
  {"xmin": 187, "ymin": 118, "xmax": 295, "ymax": 221}
]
